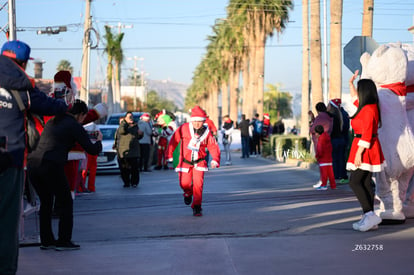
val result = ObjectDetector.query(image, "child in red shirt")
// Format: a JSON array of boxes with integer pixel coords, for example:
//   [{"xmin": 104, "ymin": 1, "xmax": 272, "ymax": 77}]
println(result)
[{"xmin": 314, "ymin": 125, "xmax": 336, "ymax": 190}]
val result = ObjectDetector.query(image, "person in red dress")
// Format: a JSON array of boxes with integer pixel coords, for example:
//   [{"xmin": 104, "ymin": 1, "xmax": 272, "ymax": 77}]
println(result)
[
  {"xmin": 166, "ymin": 106, "xmax": 220, "ymax": 216},
  {"xmin": 347, "ymin": 70, "xmax": 385, "ymax": 232}
]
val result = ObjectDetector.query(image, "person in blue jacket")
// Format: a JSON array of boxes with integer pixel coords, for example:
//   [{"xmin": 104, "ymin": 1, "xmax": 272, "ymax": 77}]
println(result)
[{"xmin": 0, "ymin": 40, "xmax": 68, "ymax": 275}]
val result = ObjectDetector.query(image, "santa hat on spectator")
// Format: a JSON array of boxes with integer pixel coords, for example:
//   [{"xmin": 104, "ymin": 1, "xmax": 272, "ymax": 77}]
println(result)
[
  {"xmin": 51, "ymin": 70, "xmax": 78, "ymax": 98},
  {"xmin": 190, "ymin": 105, "xmax": 207, "ymax": 121},
  {"xmin": 140, "ymin": 113, "xmax": 150, "ymax": 120},
  {"xmin": 329, "ymin": 98, "xmax": 341, "ymax": 108},
  {"xmin": 264, "ymin": 113, "xmax": 270, "ymax": 119}
]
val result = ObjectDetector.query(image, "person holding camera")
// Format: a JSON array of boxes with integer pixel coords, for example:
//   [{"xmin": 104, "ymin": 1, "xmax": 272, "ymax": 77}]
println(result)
[
  {"xmin": 28, "ymin": 100, "xmax": 102, "ymax": 251},
  {"xmin": 116, "ymin": 112, "xmax": 143, "ymax": 188}
]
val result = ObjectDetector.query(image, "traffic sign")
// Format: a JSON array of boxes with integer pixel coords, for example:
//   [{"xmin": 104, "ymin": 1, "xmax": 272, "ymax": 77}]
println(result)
[{"xmin": 344, "ymin": 36, "xmax": 379, "ymax": 73}]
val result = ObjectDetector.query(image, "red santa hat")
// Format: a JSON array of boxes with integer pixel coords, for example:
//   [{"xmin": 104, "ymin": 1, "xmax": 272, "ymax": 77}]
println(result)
[
  {"xmin": 190, "ymin": 105, "xmax": 207, "ymax": 122},
  {"xmin": 264, "ymin": 113, "xmax": 270, "ymax": 119},
  {"xmin": 329, "ymin": 98, "xmax": 341, "ymax": 108},
  {"xmin": 140, "ymin": 113, "xmax": 150, "ymax": 120},
  {"xmin": 52, "ymin": 70, "xmax": 78, "ymax": 98}
]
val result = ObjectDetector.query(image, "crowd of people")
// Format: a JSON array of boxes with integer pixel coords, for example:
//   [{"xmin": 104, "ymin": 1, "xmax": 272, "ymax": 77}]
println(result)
[{"xmin": 0, "ymin": 39, "xmax": 391, "ymax": 275}]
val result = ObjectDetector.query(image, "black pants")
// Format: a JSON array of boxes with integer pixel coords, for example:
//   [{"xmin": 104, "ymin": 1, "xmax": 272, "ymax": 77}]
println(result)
[
  {"xmin": 139, "ymin": 144, "xmax": 150, "ymax": 171},
  {"xmin": 28, "ymin": 160, "xmax": 73, "ymax": 245},
  {"xmin": 252, "ymin": 133, "xmax": 261, "ymax": 155},
  {"xmin": 349, "ymin": 169, "xmax": 375, "ymax": 213},
  {"xmin": 118, "ymin": 157, "xmax": 140, "ymax": 186}
]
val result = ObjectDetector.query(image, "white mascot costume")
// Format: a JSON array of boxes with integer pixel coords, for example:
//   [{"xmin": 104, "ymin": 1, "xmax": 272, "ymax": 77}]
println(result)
[
  {"xmin": 360, "ymin": 44, "xmax": 414, "ymax": 223},
  {"xmin": 401, "ymin": 43, "xmax": 414, "ymax": 218}
]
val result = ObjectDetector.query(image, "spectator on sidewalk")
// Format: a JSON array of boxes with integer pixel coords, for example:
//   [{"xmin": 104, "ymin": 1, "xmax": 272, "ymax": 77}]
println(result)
[
  {"xmin": 221, "ymin": 115, "xmax": 234, "ymax": 165},
  {"xmin": 309, "ymin": 102, "xmax": 333, "ymax": 153},
  {"xmin": 138, "ymin": 113, "xmax": 153, "ymax": 172},
  {"xmin": 28, "ymin": 100, "xmax": 102, "ymax": 251},
  {"xmin": 250, "ymin": 113, "xmax": 263, "ymax": 156},
  {"xmin": 116, "ymin": 112, "xmax": 143, "ymax": 188},
  {"xmin": 313, "ymin": 125, "xmax": 336, "ymax": 190},
  {"xmin": 237, "ymin": 114, "xmax": 250, "ymax": 159},
  {"xmin": 0, "ymin": 40, "xmax": 68, "ymax": 275}
]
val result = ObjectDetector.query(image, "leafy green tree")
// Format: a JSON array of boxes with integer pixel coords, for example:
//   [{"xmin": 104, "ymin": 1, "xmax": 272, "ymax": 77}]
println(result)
[
  {"xmin": 56, "ymin": 60, "xmax": 73, "ymax": 73},
  {"xmin": 264, "ymin": 83, "xmax": 292, "ymax": 123}
]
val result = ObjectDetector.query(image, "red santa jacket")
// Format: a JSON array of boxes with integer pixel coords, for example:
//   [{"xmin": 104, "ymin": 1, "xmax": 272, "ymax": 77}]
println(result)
[
  {"xmin": 315, "ymin": 132, "xmax": 333, "ymax": 165},
  {"xmin": 166, "ymin": 122, "xmax": 220, "ymax": 172}
]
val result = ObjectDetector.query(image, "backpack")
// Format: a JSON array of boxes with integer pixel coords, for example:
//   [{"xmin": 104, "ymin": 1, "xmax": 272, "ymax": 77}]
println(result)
[{"xmin": 10, "ymin": 89, "xmax": 43, "ymax": 153}]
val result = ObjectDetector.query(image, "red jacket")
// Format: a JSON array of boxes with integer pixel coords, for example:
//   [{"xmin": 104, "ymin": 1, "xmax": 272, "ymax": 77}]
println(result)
[{"xmin": 166, "ymin": 123, "xmax": 220, "ymax": 172}]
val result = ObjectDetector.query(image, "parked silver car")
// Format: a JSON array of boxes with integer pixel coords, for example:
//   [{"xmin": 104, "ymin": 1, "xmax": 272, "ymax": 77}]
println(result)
[{"xmin": 96, "ymin": 124, "xmax": 119, "ymax": 173}]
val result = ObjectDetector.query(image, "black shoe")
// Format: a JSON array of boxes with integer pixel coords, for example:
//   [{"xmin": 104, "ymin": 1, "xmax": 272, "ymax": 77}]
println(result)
[
  {"xmin": 184, "ymin": 195, "xmax": 192, "ymax": 205},
  {"xmin": 55, "ymin": 241, "xmax": 80, "ymax": 251},
  {"xmin": 132, "ymin": 184, "xmax": 138, "ymax": 188},
  {"xmin": 40, "ymin": 242, "xmax": 56, "ymax": 250},
  {"xmin": 193, "ymin": 205, "xmax": 202, "ymax": 216},
  {"xmin": 123, "ymin": 184, "xmax": 130, "ymax": 188},
  {"xmin": 163, "ymin": 165, "xmax": 169, "ymax": 170},
  {"xmin": 143, "ymin": 169, "xmax": 152, "ymax": 172},
  {"xmin": 154, "ymin": 165, "xmax": 162, "ymax": 170}
]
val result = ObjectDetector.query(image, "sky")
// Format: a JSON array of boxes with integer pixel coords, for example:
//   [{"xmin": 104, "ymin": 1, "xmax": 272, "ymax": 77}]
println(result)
[{"xmin": 1, "ymin": 0, "xmax": 414, "ymax": 97}]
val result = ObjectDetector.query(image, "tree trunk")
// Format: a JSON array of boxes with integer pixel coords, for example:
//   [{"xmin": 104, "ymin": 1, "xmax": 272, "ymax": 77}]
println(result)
[
  {"xmin": 229, "ymin": 60, "xmax": 239, "ymax": 124},
  {"xmin": 329, "ymin": 0, "xmax": 343, "ymax": 100},
  {"xmin": 310, "ymin": 0, "xmax": 323, "ymax": 110},
  {"xmin": 362, "ymin": 0, "xmax": 374, "ymax": 37},
  {"xmin": 301, "ymin": 0, "xmax": 310, "ymax": 138},
  {"xmin": 256, "ymin": 32, "xmax": 266, "ymax": 116},
  {"xmin": 221, "ymin": 81, "xmax": 229, "ymax": 116}
]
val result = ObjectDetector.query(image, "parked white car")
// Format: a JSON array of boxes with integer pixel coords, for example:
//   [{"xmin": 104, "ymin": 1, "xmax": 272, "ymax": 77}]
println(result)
[{"xmin": 96, "ymin": 124, "xmax": 119, "ymax": 173}]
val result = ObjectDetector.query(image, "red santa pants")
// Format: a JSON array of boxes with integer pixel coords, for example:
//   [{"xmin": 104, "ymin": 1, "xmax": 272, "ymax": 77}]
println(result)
[
  {"xmin": 319, "ymin": 164, "xmax": 336, "ymax": 189},
  {"xmin": 178, "ymin": 168, "xmax": 205, "ymax": 207},
  {"xmin": 64, "ymin": 160, "xmax": 80, "ymax": 192},
  {"xmin": 157, "ymin": 137, "xmax": 168, "ymax": 166},
  {"xmin": 82, "ymin": 154, "xmax": 98, "ymax": 192}
]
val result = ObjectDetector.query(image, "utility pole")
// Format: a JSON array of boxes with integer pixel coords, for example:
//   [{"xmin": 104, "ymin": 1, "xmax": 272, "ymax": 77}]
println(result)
[
  {"xmin": 127, "ymin": 56, "xmax": 144, "ymax": 111},
  {"xmin": 8, "ymin": 0, "xmax": 16, "ymax": 40},
  {"xmin": 80, "ymin": 0, "xmax": 92, "ymax": 103}
]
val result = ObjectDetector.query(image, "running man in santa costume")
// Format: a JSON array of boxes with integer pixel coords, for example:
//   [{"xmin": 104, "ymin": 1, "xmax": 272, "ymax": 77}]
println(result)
[{"xmin": 166, "ymin": 106, "xmax": 220, "ymax": 216}]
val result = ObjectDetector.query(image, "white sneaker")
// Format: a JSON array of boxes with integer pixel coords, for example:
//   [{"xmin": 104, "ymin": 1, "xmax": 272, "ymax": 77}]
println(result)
[
  {"xmin": 354, "ymin": 211, "xmax": 382, "ymax": 232},
  {"xmin": 313, "ymin": 181, "xmax": 322, "ymax": 188}
]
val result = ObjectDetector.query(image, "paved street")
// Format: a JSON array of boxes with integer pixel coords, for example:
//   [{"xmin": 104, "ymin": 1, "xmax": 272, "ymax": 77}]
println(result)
[{"xmin": 17, "ymin": 152, "xmax": 414, "ymax": 275}]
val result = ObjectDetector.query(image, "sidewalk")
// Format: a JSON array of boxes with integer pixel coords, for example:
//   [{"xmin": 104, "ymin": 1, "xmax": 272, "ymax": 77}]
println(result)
[{"xmin": 17, "ymin": 152, "xmax": 414, "ymax": 275}]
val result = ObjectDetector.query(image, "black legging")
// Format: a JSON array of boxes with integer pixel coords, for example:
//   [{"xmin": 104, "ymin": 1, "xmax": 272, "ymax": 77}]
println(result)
[{"xmin": 349, "ymin": 169, "xmax": 375, "ymax": 213}]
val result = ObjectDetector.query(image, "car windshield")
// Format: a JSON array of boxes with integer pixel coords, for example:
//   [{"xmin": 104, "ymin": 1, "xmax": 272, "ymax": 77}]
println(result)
[
  {"xmin": 100, "ymin": 128, "xmax": 117, "ymax": 141},
  {"xmin": 106, "ymin": 112, "xmax": 142, "ymax": 125}
]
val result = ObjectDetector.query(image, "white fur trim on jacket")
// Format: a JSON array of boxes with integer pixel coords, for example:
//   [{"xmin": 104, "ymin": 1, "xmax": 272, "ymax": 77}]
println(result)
[{"xmin": 93, "ymin": 103, "xmax": 108, "ymax": 118}]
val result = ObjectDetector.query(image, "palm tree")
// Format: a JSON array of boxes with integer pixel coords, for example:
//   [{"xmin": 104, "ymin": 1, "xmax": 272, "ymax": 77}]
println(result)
[
  {"xmin": 301, "ymin": 0, "xmax": 310, "ymax": 138},
  {"xmin": 112, "ymin": 32, "xmax": 124, "ymax": 113},
  {"xmin": 362, "ymin": 0, "xmax": 374, "ymax": 37},
  {"xmin": 56, "ymin": 60, "xmax": 73, "ymax": 73},
  {"xmin": 310, "ymin": 0, "xmax": 323, "ymax": 109},
  {"xmin": 103, "ymin": 26, "xmax": 124, "ymax": 113},
  {"xmin": 103, "ymin": 25, "xmax": 115, "ymax": 114},
  {"xmin": 329, "ymin": 0, "xmax": 343, "ymax": 100},
  {"xmin": 227, "ymin": 0, "xmax": 293, "ymax": 117}
]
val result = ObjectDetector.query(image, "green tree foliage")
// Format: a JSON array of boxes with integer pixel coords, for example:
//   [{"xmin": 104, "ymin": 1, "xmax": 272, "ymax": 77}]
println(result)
[
  {"xmin": 145, "ymin": 90, "xmax": 177, "ymax": 112},
  {"xmin": 56, "ymin": 60, "xmax": 73, "ymax": 73},
  {"xmin": 264, "ymin": 83, "xmax": 292, "ymax": 123}
]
